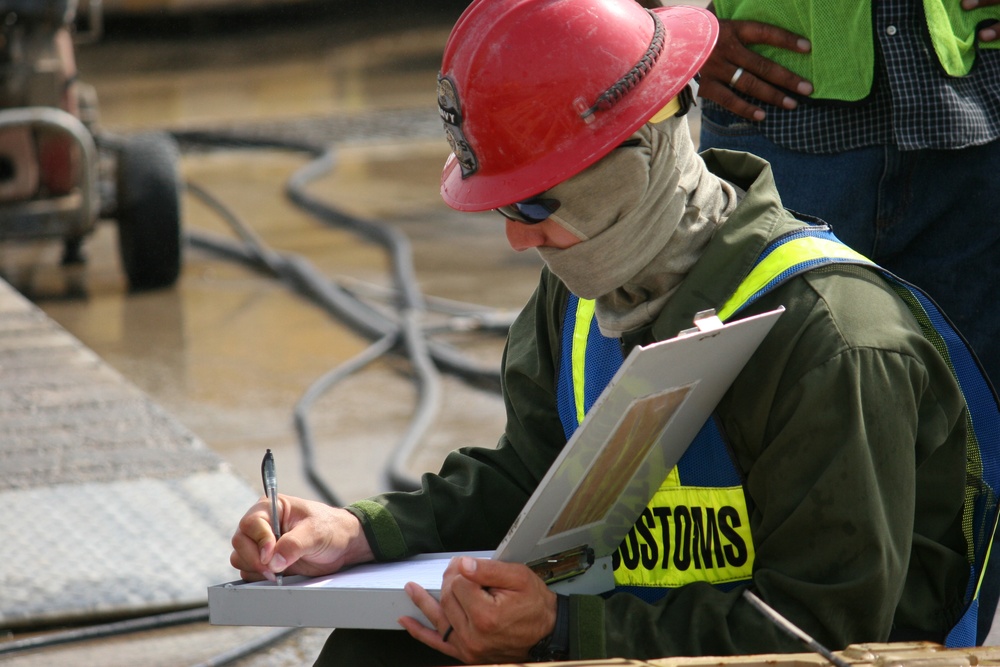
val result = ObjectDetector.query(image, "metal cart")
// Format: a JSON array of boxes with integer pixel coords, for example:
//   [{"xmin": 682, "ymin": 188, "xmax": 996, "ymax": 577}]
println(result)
[{"xmin": 0, "ymin": 0, "xmax": 183, "ymax": 290}]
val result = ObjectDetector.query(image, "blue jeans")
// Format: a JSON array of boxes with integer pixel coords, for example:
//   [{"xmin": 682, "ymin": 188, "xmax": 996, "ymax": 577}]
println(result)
[{"xmin": 699, "ymin": 106, "xmax": 1000, "ymax": 391}]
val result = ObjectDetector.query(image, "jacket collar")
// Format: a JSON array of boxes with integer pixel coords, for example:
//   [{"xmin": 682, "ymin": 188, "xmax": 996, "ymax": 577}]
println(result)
[{"xmin": 649, "ymin": 149, "xmax": 803, "ymax": 340}]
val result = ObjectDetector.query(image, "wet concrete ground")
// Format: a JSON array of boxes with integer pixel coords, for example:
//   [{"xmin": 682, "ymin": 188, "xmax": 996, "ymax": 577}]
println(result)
[
  {"xmin": 0, "ymin": 2, "xmax": 705, "ymax": 664},
  {"xmin": 1, "ymin": 3, "xmax": 528, "ymax": 665},
  {"xmin": 3, "ymin": 0, "xmax": 528, "ymax": 507}
]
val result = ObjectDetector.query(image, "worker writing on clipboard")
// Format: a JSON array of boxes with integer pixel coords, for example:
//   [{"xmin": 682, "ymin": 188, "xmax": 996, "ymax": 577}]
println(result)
[{"xmin": 230, "ymin": 0, "xmax": 995, "ymax": 664}]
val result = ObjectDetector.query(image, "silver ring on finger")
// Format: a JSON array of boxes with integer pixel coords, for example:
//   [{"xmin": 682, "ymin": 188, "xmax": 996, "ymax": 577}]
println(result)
[{"xmin": 729, "ymin": 66, "xmax": 745, "ymax": 87}]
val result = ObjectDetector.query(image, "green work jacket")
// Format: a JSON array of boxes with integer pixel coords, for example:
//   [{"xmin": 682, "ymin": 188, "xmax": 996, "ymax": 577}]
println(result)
[{"xmin": 348, "ymin": 150, "xmax": 970, "ymax": 659}]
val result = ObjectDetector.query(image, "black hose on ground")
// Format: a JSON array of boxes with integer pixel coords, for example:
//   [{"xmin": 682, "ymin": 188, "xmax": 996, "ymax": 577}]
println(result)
[
  {"xmin": 180, "ymin": 132, "xmax": 507, "ymax": 497},
  {"xmin": 188, "ymin": 628, "xmax": 299, "ymax": 667},
  {"xmin": 0, "ymin": 608, "xmax": 210, "ymax": 656}
]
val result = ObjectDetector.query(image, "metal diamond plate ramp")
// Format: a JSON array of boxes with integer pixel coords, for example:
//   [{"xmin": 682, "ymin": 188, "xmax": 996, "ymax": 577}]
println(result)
[{"xmin": 0, "ymin": 281, "xmax": 257, "ymax": 629}]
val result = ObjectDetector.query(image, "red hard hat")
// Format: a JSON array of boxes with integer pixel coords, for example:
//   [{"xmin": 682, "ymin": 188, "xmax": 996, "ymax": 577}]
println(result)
[{"xmin": 438, "ymin": 0, "xmax": 718, "ymax": 212}]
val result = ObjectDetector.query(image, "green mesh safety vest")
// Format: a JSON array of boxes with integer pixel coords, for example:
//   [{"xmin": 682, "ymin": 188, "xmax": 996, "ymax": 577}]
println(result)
[
  {"xmin": 712, "ymin": 0, "xmax": 1000, "ymax": 101},
  {"xmin": 556, "ymin": 225, "xmax": 1000, "ymax": 645}
]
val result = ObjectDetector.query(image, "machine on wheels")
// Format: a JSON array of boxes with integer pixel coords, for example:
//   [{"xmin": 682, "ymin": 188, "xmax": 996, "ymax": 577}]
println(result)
[{"xmin": 0, "ymin": 0, "xmax": 183, "ymax": 291}]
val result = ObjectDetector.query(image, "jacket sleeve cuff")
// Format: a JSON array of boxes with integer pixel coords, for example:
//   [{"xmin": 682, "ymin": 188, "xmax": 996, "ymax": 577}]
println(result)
[
  {"xmin": 569, "ymin": 594, "xmax": 606, "ymax": 659},
  {"xmin": 346, "ymin": 499, "xmax": 408, "ymax": 561}
]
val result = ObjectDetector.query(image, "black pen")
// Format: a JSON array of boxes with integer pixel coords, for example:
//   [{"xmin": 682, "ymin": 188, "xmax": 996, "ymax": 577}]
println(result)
[{"xmin": 261, "ymin": 448, "xmax": 283, "ymax": 586}]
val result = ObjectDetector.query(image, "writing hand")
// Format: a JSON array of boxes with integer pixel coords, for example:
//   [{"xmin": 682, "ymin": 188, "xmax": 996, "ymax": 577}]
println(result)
[
  {"xmin": 230, "ymin": 495, "xmax": 373, "ymax": 582},
  {"xmin": 961, "ymin": 0, "xmax": 1000, "ymax": 42},
  {"xmin": 698, "ymin": 18, "xmax": 813, "ymax": 120},
  {"xmin": 399, "ymin": 556, "xmax": 557, "ymax": 664}
]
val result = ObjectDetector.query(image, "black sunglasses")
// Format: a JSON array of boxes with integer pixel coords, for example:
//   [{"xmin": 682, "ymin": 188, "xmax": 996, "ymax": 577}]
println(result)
[
  {"xmin": 495, "ymin": 197, "xmax": 561, "ymax": 225},
  {"xmin": 494, "ymin": 140, "xmax": 642, "ymax": 225}
]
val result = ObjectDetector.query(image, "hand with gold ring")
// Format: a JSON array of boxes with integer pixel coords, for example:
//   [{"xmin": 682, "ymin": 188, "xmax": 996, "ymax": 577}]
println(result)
[{"xmin": 696, "ymin": 15, "xmax": 814, "ymax": 121}]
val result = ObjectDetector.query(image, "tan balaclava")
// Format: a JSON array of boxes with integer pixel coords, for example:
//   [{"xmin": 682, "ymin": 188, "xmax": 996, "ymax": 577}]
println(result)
[{"xmin": 537, "ymin": 115, "xmax": 741, "ymax": 337}]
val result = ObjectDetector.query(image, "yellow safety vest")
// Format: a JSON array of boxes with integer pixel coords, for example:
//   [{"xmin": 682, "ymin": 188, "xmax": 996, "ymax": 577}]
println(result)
[
  {"xmin": 559, "ymin": 226, "xmax": 1000, "ymax": 643},
  {"xmin": 560, "ymin": 294, "xmax": 757, "ymax": 594},
  {"xmin": 712, "ymin": 0, "xmax": 1000, "ymax": 101}
]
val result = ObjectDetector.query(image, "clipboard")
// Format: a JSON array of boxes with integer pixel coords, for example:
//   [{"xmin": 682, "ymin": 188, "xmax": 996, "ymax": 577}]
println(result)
[{"xmin": 208, "ymin": 306, "xmax": 783, "ymax": 629}]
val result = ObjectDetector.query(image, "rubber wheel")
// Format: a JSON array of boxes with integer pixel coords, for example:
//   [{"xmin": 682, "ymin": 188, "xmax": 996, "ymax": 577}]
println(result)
[{"xmin": 115, "ymin": 132, "xmax": 183, "ymax": 291}]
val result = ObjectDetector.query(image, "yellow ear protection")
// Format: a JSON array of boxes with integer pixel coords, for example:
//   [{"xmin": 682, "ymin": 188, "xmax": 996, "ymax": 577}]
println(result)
[{"xmin": 649, "ymin": 80, "xmax": 697, "ymax": 123}]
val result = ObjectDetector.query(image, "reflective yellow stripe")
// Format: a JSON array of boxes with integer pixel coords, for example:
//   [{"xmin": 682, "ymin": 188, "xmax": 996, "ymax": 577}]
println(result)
[
  {"xmin": 596, "ymin": 233, "xmax": 885, "ymax": 592},
  {"xmin": 613, "ymin": 484, "xmax": 756, "ymax": 588},
  {"xmin": 718, "ymin": 236, "xmax": 872, "ymax": 321},
  {"xmin": 976, "ymin": 521, "xmax": 997, "ymax": 600},
  {"xmin": 572, "ymin": 298, "xmax": 597, "ymax": 425}
]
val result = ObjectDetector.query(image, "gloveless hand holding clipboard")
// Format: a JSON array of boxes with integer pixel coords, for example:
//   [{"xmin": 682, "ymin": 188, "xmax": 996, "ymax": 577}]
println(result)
[{"xmin": 208, "ymin": 306, "xmax": 783, "ymax": 630}]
